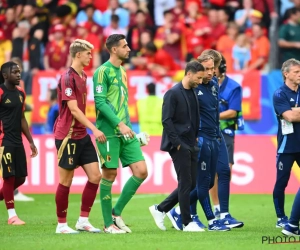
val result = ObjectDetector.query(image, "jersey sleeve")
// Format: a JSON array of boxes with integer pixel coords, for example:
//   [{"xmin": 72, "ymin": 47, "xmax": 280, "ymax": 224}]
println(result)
[
  {"xmin": 228, "ymin": 86, "xmax": 242, "ymax": 112},
  {"xmin": 17, "ymin": 86, "xmax": 26, "ymax": 111},
  {"xmin": 60, "ymin": 73, "xmax": 77, "ymax": 101},
  {"xmin": 273, "ymin": 89, "xmax": 291, "ymax": 116},
  {"xmin": 93, "ymin": 67, "xmax": 121, "ymax": 128}
]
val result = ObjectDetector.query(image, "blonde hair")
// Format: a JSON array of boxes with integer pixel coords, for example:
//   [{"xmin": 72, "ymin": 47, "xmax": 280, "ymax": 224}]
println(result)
[
  {"xmin": 200, "ymin": 49, "xmax": 222, "ymax": 68},
  {"xmin": 197, "ymin": 54, "xmax": 214, "ymax": 64},
  {"xmin": 69, "ymin": 39, "xmax": 94, "ymax": 58}
]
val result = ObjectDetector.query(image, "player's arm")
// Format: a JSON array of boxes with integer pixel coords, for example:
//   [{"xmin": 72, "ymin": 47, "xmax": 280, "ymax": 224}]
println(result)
[
  {"xmin": 220, "ymin": 87, "xmax": 242, "ymax": 120},
  {"xmin": 21, "ymin": 112, "xmax": 38, "ymax": 157},
  {"xmin": 273, "ymin": 90, "xmax": 300, "ymax": 122},
  {"xmin": 162, "ymin": 90, "xmax": 181, "ymax": 149},
  {"xmin": 93, "ymin": 68, "xmax": 134, "ymax": 137}
]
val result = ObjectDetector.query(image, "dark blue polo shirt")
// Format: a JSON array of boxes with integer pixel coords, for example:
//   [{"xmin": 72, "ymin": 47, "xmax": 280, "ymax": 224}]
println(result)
[
  {"xmin": 196, "ymin": 77, "xmax": 219, "ymax": 140},
  {"xmin": 273, "ymin": 84, "xmax": 300, "ymax": 153}
]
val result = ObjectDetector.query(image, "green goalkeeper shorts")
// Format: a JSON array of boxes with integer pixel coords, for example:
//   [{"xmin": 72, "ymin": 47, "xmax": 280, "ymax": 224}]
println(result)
[{"xmin": 96, "ymin": 136, "xmax": 145, "ymax": 168}]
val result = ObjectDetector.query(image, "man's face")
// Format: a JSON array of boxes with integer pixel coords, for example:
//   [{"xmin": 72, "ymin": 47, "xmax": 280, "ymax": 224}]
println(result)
[
  {"xmin": 23, "ymin": 5, "xmax": 34, "ymax": 19},
  {"xmin": 285, "ymin": 65, "xmax": 300, "ymax": 85},
  {"xmin": 188, "ymin": 71, "xmax": 204, "ymax": 88},
  {"xmin": 78, "ymin": 49, "xmax": 92, "ymax": 67},
  {"xmin": 7, "ymin": 65, "xmax": 21, "ymax": 85},
  {"xmin": 201, "ymin": 59, "xmax": 214, "ymax": 82},
  {"xmin": 115, "ymin": 39, "xmax": 131, "ymax": 60},
  {"xmin": 86, "ymin": 7, "xmax": 94, "ymax": 19},
  {"xmin": 5, "ymin": 8, "xmax": 15, "ymax": 23}
]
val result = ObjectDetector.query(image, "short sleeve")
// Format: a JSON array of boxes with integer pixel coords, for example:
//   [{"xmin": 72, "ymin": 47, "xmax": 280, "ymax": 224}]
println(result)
[
  {"xmin": 279, "ymin": 25, "xmax": 288, "ymax": 40},
  {"xmin": 60, "ymin": 73, "xmax": 77, "ymax": 101},
  {"xmin": 228, "ymin": 87, "xmax": 242, "ymax": 111},
  {"xmin": 17, "ymin": 86, "xmax": 26, "ymax": 111},
  {"xmin": 273, "ymin": 89, "xmax": 291, "ymax": 116}
]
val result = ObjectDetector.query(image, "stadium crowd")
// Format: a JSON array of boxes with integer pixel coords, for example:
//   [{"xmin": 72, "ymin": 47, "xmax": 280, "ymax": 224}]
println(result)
[{"xmin": 0, "ymin": 0, "xmax": 300, "ymax": 94}]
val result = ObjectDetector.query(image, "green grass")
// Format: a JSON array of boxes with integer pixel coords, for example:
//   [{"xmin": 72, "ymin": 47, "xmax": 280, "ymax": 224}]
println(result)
[{"xmin": 0, "ymin": 194, "xmax": 299, "ymax": 250}]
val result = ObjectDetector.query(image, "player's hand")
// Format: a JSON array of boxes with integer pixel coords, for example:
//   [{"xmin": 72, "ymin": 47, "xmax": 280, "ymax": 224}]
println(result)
[
  {"xmin": 93, "ymin": 129, "xmax": 106, "ymax": 143},
  {"xmin": 30, "ymin": 143, "xmax": 38, "ymax": 158},
  {"xmin": 118, "ymin": 122, "xmax": 135, "ymax": 140}
]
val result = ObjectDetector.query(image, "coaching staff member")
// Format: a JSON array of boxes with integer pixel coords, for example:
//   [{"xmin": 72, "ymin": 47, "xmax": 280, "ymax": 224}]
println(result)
[{"xmin": 149, "ymin": 60, "xmax": 205, "ymax": 232}]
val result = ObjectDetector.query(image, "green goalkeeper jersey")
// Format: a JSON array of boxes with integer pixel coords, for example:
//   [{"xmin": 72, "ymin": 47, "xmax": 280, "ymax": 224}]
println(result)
[{"xmin": 93, "ymin": 61, "xmax": 132, "ymax": 135}]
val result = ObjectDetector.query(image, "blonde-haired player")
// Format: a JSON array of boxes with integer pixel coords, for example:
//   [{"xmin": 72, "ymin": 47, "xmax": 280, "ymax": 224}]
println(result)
[{"xmin": 54, "ymin": 39, "xmax": 106, "ymax": 234}]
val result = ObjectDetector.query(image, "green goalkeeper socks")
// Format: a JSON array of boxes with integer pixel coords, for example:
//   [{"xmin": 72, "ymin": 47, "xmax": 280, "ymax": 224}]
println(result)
[
  {"xmin": 113, "ymin": 176, "xmax": 144, "ymax": 216},
  {"xmin": 100, "ymin": 178, "xmax": 113, "ymax": 227}
]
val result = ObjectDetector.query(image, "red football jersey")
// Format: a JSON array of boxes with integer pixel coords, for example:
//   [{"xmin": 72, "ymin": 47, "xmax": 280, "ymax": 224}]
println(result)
[{"xmin": 54, "ymin": 67, "xmax": 88, "ymax": 140}]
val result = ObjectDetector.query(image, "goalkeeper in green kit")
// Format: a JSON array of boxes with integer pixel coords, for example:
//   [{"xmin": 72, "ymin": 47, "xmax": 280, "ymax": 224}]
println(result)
[{"xmin": 93, "ymin": 34, "xmax": 149, "ymax": 234}]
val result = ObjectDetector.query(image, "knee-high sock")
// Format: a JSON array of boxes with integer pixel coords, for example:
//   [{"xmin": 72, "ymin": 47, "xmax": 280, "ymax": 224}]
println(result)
[
  {"xmin": 100, "ymin": 178, "xmax": 113, "ymax": 227},
  {"xmin": 55, "ymin": 183, "xmax": 70, "ymax": 223},
  {"xmin": 113, "ymin": 176, "xmax": 144, "ymax": 216},
  {"xmin": 81, "ymin": 181, "xmax": 98, "ymax": 217}
]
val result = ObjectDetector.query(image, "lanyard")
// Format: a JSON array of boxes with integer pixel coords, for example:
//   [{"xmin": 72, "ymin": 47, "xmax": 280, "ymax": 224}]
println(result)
[{"xmin": 296, "ymin": 90, "xmax": 300, "ymax": 107}]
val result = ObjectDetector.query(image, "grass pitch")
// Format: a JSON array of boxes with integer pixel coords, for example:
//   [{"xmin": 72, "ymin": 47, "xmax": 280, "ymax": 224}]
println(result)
[{"xmin": 0, "ymin": 194, "xmax": 298, "ymax": 250}]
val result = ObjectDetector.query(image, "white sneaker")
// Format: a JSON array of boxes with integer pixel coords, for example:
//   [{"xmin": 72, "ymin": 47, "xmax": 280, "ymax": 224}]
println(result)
[
  {"xmin": 113, "ymin": 215, "xmax": 132, "ymax": 233},
  {"xmin": 183, "ymin": 222, "xmax": 205, "ymax": 232},
  {"xmin": 104, "ymin": 224, "xmax": 126, "ymax": 234},
  {"xmin": 14, "ymin": 192, "xmax": 34, "ymax": 202},
  {"xmin": 75, "ymin": 219, "xmax": 101, "ymax": 233},
  {"xmin": 56, "ymin": 224, "xmax": 79, "ymax": 234},
  {"xmin": 149, "ymin": 205, "xmax": 166, "ymax": 231}
]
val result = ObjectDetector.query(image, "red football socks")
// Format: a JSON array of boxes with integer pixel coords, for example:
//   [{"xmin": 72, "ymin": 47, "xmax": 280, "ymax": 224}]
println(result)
[
  {"xmin": 55, "ymin": 183, "xmax": 70, "ymax": 223},
  {"xmin": 80, "ymin": 181, "xmax": 98, "ymax": 217}
]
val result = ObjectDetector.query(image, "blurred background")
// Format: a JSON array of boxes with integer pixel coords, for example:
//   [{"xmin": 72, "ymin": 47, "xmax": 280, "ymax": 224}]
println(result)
[{"xmin": 0, "ymin": 0, "xmax": 299, "ymax": 194}]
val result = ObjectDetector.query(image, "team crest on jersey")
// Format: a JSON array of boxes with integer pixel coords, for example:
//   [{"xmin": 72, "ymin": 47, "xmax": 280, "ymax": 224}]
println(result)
[
  {"xmin": 211, "ymin": 86, "xmax": 217, "ymax": 96},
  {"xmin": 19, "ymin": 95, "xmax": 23, "ymax": 103},
  {"xmin": 65, "ymin": 88, "xmax": 72, "ymax": 97},
  {"xmin": 96, "ymin": 85, "xmax": 103, "ymax": 93}
]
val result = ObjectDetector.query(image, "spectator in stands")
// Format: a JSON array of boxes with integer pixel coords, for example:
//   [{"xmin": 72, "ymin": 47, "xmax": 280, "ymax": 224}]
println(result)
[
  {"xmin": 180, "ymin": 1, "xmax": 209, "ymax": 59},
  {"xmin": 44, "ymin": 24, "xmax": 71, "ymax": 71},
  {"xmin": 153, "ymin": 0, "xmax": 176, "ymax": 27},
  {"xmin": 154, "ymin": 10, "xmax": 182, "ymax": 62},
  {"xmin": 103, "ymin": 14, "xmax": 127, "ymax": 39},
  {"xmin": 124, "ymin": 0, "xmax": 153, "ymax": 28},
  {"xmin": 185, "ymin": 36, "xmax": 204, "ymax": 62},
  {"xmin": 245, "ymin": 10, "xmax": 268, "ymax": 36},
  {"xmin": 278, "ymin": 7, "xmax": 300, "ymax": 62},
  {"xmin": 0, "ymin": 8, "xmax": 17, "ymax": 40},
  {"xmin": 232, "ymin": 33, "xmax": 251, "ymax": 71},
  {"xmin": 0, "ymin": 29, "xmax": 12, "ymax": 67},
  {"xmin": 171, "ymin": 0, "xmax": 186, "ymax": 22},
  {"xmin": 234, "ymin": 0, "xmax": 253, "ymax": 31},
  {"xmin": 206, "ymin": 8, "xmax": 226, "ymax": 48},
  {"xmin": 11, "ymin": 20, "xmax": 41, "ymax": 94},
  {"xmin": 126, "ymin": 10, "xmax": 156, "ymax": 55},
  {"xmin": 77, "ymin": 21, "xmax": 100, "ymax": 70},
  {"xmin": 131, "ymin": 42, "xmax": 180, "ymax": 75},
  {"xmin": 100, "ymin": 0, "xmax": 129, "ymax": 28},
  {"xmin": 246, "ymin": 23, "xmax": 270, "ymax": 71},
  {"xmin": 282, "ymin": 0, "xmax": 300, "ymax": 23},
  {"xmin": 217, "ymin": 8, "xmax": 230, "ymax": 28},
  {"xmin": 217, "ymin": 22, "xmax": 240, "ymax": 72},
  {"xmin": 137, "ymin": 83, "xmax": 163, "ymax": 136},
  {"xmin": 45, "ymin": 88, "xmax": 59, "ymax": 134},
  {"xmin": 76, "ymin": 4, "xmax": 103, "ymax": 27},
  {"xmin": 252, "ymin": 0, "xmax": 277, "ymax": 27}
]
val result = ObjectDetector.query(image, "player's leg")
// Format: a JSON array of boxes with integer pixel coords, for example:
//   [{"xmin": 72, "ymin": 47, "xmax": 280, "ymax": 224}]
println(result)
[
  {"xmin": 197, "ymin": 138, "xmax": 229, "ymax": 231},
  {"xmin": 282, "ymin": 188, "xmax": 300, "ymax": 236},
  {"xmin": 97, "ymin": 137, "xmax": 126, "ymax": 234},
  {"xmin": 75, "ymin": 135, "xmax": 102, "ymax": 233},
  {"xmin": 209, "ymin": 175, "xmax": 219, "ymax": 217},
  {"xmin": 273, "ymin": 153, "xmax": 294, "ymax": 228},
  {"xmin": 113, "ymin": 138, "xmax": 147, "ymax": 233},
  {"xmin": 0, "ymin": 146, "xmax": 25, "ymax": 225},
  {"xmin": 216, "ymin": 139, "xmax": 243, "ymax": 228},
  {"xmin": 54, "ymin": 138, "xmax": 78, "ymax": 234}
]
